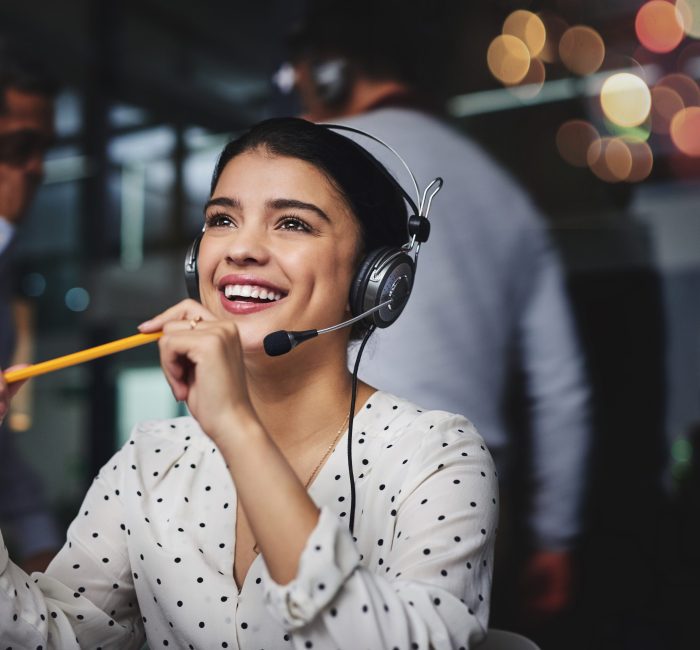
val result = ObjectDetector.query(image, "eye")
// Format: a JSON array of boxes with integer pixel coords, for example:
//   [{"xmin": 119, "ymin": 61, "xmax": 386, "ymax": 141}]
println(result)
[
  {"xmin": 204, "ymin": 212, "xmax": 235, "ymax": 229},
  {"xmin": 277, "ymin": 215, "xmax": 313, "ymax": 233}
]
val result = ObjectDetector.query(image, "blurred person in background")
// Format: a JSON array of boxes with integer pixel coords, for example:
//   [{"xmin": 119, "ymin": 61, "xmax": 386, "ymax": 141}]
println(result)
[
  {"xmin": 0, "ymin": 40, "xmax": 61, "ymax": 572},
  {"xmin": 282, "ymin": 0, "xmax": 590, "ymax": 635}
]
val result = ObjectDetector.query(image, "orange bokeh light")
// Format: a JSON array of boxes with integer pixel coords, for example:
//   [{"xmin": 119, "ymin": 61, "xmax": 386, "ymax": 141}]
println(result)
[
  {"xmin": 587, "ymin": 137, "xmax": 633, "ymax": 182},
  {"xmin": 626, "ymin": 140, "xmax": 655, "ymax": 182},
  {"xmin": 636, "ymin": 1, "xmax": 686, "ymax": 53},
  {"xmin": 651, "ymin": 85, "xmax": 686, "ymax": 133},
  {"xmin": 559, "ymin": 26, "xmax": 606, "ymax": 75},
  {"xmin": 537, "ymin": 11, "xmax": 569, "ymax": 63},
  {"xmin": 487, "ymin": 34, "xmax": 531, "ymax": 85},
  {"xmin": 670, "ymin": 106, "xmax": 700, "ymax": 155},
  {"xmin": 503, "ymin": 10, "xmax": 547, "ymax": 57},
  {"xmin": 556, "ymin": 120, "xmax": 600, "ymax": 167},
  {"xmin": 656, "ymin": 73, "xmax": 700, "ymax": 106},
  {"xmin": 508, "ymin": 58, "xmax": 546, "ymax": 100}
]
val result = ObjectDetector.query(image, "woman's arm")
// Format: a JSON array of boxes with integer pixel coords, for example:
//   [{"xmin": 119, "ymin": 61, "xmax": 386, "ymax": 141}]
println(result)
[
  {"xmin": 0, "ymin": 443, "xmax": 145, "ymax": 649},
  {"xmin": 141, "ymin": 300, "xmax": 322, "ymax": 585},
  {"xmin": 261, "ymin": 415, "xmax": 498, "ymax": 650}
]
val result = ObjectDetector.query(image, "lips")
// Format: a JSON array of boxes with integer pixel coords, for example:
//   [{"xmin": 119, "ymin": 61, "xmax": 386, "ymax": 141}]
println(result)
[{"xmin": 216, "ymin": 275, "xmax": 288, "ymax": 315}]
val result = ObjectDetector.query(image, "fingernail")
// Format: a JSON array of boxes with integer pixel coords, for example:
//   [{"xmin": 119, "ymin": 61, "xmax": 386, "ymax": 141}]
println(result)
[{"xmin": 137, "ymin": 320, "xmax": 152, "ymax": 330}]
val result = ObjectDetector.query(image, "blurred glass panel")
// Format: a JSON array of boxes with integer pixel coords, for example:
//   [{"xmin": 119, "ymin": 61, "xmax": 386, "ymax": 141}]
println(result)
[
  {"xmin": 109, "ymin": 103, "xmax": 152, "ymax": 130},
  {"xmin": 116, "ymin": 366, "xmax": 184, "ymax": 446}
]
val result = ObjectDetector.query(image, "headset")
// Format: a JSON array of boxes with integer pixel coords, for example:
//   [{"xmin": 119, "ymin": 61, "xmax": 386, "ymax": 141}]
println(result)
[
  {"xmin": 310, "ymin": 58, "xmax": 353, "ymax": 109},
  {"xmin": 184, "ymin": 123, "xmax": 442, "ymax": 333}
]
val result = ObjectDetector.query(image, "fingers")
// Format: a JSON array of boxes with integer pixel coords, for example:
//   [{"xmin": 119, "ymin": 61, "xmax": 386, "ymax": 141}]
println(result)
[
  {"xmin": 156, "ymin": 320, "xmax": 239, "ymax": 406},
  {"xmin": 138, "ymin": 299, "xmax": 215, "ymax": 333}
]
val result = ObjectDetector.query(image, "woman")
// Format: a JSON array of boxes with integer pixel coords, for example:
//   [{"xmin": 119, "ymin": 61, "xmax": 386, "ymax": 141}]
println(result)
[{"xmin": 0, "ymin": 118, "xmax": 497, "ymax": 649}]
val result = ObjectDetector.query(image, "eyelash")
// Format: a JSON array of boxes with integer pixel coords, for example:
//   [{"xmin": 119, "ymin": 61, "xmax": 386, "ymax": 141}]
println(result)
[
  {"xmin": 203, "ymin": 213, "xmax": 314, "ymax": 234},
  {"xmin": 204, "ymin": 212, "xmax": 234, "ymax": 229},
  {"xmin": 277, "ymin": 215, "xmax": 313, "ymax": 233}
]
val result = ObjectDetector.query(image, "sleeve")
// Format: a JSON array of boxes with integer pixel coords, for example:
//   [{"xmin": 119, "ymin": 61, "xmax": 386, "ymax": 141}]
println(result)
[
  {"xmin": 261, "ymin": 415, "xmax": 498, "ymax": 650},
  {"xmin": 0, "ymin": 424, "xmax": 63, "ymax": 558},
  {"xmin": 517, "ymin": 227, "xmax": 590, "ymax": 549},
  {"xmin": 0, "ymin": 445, "xmax": 146, "ymax": 649}
]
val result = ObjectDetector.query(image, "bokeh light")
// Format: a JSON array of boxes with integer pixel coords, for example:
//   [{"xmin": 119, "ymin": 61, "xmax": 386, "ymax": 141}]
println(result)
[
  {"xmin": 670, "ymin": 106, "xmax": 700, "ymax": 155},
  {"xmin": 656, "ymin": 72, "xmax": 700, "ymax": 106},
  {"xmin": 676, "ymin": 0, "xmax": 700, "ymax": 39},
  {"xmin": 508, "ymin": 58, "xmax": 546, "ymax": 100},
  {"xmin": 65, "ymin": 287, "xmax": 90, "ymax": 312},
  {"xmin": 9, "ymin": 413, "xmax": 31, "ymax": 432},
  {"xmin": 600, "ymin": 73, "xmax": 652, "ymax": 127},
  {"xmin": 537, "ymin": 11, "xmax": 569, "ymax": 63},
  {"xmin": 625, "ymin": 140, "xmax": 655, "ymax": 182},
  {"xmin": 605, "ymin": 116, "xmax": 652, "ymax": 142},
  {"xmin": 487, "ymin": 34, "xmax": 531, "ymax": 85},
  {"xmin": 503, "ymin": 10, "xmax": 546, "ymax": 57},
  {"xmin": 559, "ymin": 26, "xmax": 606, "ymax": 75},
  {"xmin": 556, "ymin": 120, "xmax": 600, "ymax": 167},
  {"xmin": 671, "ymin": 438, "xmax": 693, "ymax": 463},
  {"xmin": 651, "ymin": 85, "xmax": 685, "ymax": 133},
  {"xmin": 21, "ymin": 272, "xmax": 46, "ymax": 297},
  {"xmin": 636, "ymin": 1, "xmax": 686, "ymax": 53},
  {"xmin": 587, "ymin": 137, "xmax": 633, "ymax": 182}
]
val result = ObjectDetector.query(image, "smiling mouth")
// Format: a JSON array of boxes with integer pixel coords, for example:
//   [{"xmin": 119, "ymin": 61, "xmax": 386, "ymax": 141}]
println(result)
[{"xmin": 222, "ymin": 284, "xmax": 286, "ymax": 304}]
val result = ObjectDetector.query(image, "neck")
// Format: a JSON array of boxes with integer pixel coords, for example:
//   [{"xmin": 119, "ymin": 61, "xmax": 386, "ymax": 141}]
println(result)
[{"xmin": 243, "ymin": 334, "xmax": 371, "ymax": 452}]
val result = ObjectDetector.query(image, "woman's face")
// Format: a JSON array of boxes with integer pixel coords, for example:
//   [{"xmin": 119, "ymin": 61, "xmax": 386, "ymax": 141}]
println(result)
[{"xmin": 197, "ymin": 148, "xmax": 362, "ymax": 354}]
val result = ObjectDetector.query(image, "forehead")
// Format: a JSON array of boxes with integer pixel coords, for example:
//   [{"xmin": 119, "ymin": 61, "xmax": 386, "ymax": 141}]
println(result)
[
  {"xmin": 215, "ymin": 149, "xmax": 348, "ymax": 205},
  {"xmin": 0, "ymin": 87, "xmax": 54, "ymax": 134}
]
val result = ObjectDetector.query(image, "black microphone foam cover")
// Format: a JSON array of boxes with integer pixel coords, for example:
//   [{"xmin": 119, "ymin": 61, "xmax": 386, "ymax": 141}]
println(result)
[
  {"xmin": 263, "ymin": 331, "xmax": 294, "ymax": 356},
  {"xmin": 264, "ymin": 329, "xmax": 319, "ymax": 356}
]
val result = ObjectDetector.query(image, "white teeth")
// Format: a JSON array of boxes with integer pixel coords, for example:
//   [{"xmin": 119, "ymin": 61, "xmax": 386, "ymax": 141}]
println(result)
[{"xmin": 222, "ymin": 284, "xmax": 284, "ymax": 301}]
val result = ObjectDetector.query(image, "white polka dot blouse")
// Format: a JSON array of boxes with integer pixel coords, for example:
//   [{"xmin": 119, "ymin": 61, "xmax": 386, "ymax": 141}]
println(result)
[{"xmin": 0, "ymin": 391, "xmax": 498, "ymax": 649}]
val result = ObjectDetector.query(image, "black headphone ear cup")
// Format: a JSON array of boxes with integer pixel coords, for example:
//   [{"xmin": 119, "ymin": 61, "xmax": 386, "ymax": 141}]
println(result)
[
  {"xmin": 350, "ymin": 247, "xmax": 391, "ymax": 317},
  {"xmin": 350, "ymin": 246, "xmax": 415, "ymax": 328},
  {"xmin": 184, "ymin": 233, "xmax": 202, "ymax": 301}
]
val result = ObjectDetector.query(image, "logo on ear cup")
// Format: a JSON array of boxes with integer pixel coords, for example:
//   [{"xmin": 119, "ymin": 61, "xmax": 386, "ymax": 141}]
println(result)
[{"xmin": 350, "ymin": 247, "xmax": 415, "ymax": 328}]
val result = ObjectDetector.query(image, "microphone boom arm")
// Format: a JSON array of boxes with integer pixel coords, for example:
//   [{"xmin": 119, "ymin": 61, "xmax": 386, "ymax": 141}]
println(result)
[{"xmin": 317, "ymin": 298, "xmax": 393, "ymax": 335}]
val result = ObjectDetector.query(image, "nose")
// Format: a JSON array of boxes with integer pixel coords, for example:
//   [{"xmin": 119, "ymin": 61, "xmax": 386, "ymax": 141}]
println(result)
[{"xmin": 225, "ymin": 223, "xmax": 271, "ymax": 267}]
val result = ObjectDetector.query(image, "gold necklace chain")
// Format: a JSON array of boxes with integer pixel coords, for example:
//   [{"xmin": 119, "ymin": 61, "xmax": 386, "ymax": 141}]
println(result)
[
  {"xmin": 252, "ymin": 411, "xmax": 351, "ymax": 555},
  {"xmin": 303, "ymin": 411, "xmax": 351, "ymax": 489}
]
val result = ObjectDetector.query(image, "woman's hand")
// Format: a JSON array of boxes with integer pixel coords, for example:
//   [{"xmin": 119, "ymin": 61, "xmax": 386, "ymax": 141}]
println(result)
[
  {"xmin": 139, "ymin": 300, "xmax": 255, "ymax": 441},
  {"xmin": 0, "ymin": 365, "xmax": 28, "ymax": 427}
]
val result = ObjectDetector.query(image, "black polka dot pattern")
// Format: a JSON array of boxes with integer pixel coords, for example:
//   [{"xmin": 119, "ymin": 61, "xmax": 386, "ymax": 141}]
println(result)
[{"xmin": 0, "ymin": 393, "xmax": 496, "ymax": 649}]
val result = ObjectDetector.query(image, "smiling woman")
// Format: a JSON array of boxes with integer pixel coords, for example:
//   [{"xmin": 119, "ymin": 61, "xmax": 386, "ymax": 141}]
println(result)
[{"xmin": 0, "ymin": 117, "xmax": 498, "ymax": 649}]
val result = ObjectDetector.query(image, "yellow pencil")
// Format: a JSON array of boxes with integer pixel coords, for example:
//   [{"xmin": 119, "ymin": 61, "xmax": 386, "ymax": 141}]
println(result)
[{"xmin": 2, "ymin": 332, "xmax": 163, "ymax": 384}]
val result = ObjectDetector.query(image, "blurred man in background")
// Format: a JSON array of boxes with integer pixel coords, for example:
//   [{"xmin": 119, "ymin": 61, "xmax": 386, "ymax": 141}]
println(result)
[
  {"xmin": 282, "ymin": 0, "xmax": 590, "ymax": 637},
  {"xmin": 0, "ymin": 41, "xmax": 61, "ymax": 572}
]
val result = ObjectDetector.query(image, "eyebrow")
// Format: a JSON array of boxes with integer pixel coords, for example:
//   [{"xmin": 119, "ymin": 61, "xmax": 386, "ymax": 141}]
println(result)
[
  {"xmin": 203, "ymin": 196, "xmax": 330, "ymax": 222},
  {"xmin": 203, "ymin": 196, "xmax": 241, "ymax": 213},
  {"xmin": 267, "ymin": 198, "xmax": 330, "ymax": 222}
]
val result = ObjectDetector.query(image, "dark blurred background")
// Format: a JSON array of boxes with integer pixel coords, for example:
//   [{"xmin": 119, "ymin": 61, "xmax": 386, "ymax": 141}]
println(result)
[{"xmin": 1, "ymin": 1, "xmax": 699, "ymax": 648}]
